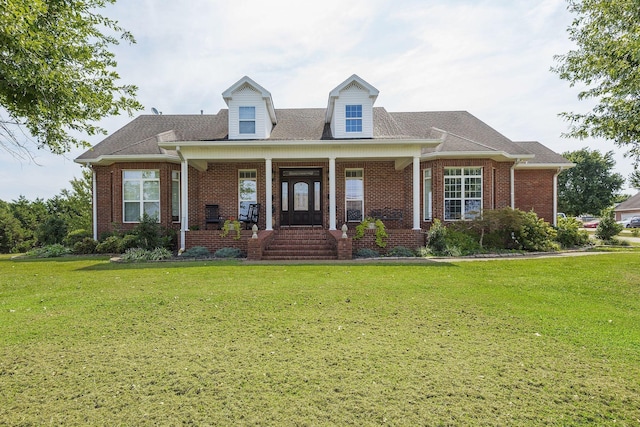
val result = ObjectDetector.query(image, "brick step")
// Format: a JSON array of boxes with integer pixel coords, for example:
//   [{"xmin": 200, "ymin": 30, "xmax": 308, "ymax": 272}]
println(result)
[{"xmin": 261, "ymin": 229, "xmax": 338, "ymax": 260}]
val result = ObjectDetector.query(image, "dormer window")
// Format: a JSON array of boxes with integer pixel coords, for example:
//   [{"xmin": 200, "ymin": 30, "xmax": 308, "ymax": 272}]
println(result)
[
  {"xmin": 345, "ymin": 105, "xmax": 362, "ymax": 133},
  {"xmin": 239, "ymin": 106, "xmax": 256, "ymax": 134}
]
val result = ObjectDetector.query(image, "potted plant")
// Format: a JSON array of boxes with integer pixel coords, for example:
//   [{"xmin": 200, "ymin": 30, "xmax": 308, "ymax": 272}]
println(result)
[
  {"xmin": 220, "ymin": 218, "xmax": 241, "ymax": 240},
  {"xmin": 354, "ymin": 217, "xmax": 388, "ymax": 248}
]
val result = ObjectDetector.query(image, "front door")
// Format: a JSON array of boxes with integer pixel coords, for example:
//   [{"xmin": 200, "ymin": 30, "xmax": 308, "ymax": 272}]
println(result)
[{"xmin": 280, "ymin": 169, "xmax": 323, "ymax": 226}]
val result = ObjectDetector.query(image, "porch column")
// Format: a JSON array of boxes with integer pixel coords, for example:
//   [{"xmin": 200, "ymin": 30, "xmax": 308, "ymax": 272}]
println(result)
[
  {"xmin": 92, "ymin": 168, "xmax": 98, "ymax": 240},
  {"xmin": 265, "ymin": 158, "xmax": 273, "ymax": 230},
  {"xmin": 180, "ymin": 158, "xmax": 189, "ymax": 251},
  {"xmin": 329, "ymin": 157, "xmax": 337, "ymax": 230},
  {"xmin": 412, "ymin": 156, "xmax": 421, "ymax": 230}
]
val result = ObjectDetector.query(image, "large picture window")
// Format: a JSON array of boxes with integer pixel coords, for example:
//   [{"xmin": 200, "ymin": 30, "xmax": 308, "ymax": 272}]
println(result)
[
  {"xmin": 345, "ymin": 169, "xmax": 364, "ymax": 222},
  {"xmin": 239, "ymin": 170, "xmax": 257, "ymax": 217},
  {"xmin": 423, "ymin": 168, "xmax": 432, "ymax": 220},
  {"xmin": 345, "ymin": 105, "xmax": 362, "ymax": 133},
  {"xmin": 123, "ymin": 170, "xmax": 160, "ymax": 222},
  {"xmin": 444, "ymin": 167, "xmax": 482, "ymax": 220}
]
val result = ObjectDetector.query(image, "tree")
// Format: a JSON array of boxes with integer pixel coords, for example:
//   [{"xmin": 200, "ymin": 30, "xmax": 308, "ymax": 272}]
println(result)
[
  {"xmin": 630, "ymin": 170, "xmax": 640, "ymax": 189},
  {"xmin": 558, "ymin": 148, "xmax": 624, "ymax": 216},
  {"xmin": 0, "ymin": 0, "xmax": 142, "ymax": 156},
  {"xmin": 0, "ymin": 200, "xmax": 24, "ymax": 253},
  {"xmin": 47, "ymin": 168, "xmax": 93, "ymax": 232},
  {"xmin": 552, "ymin": 0, "xmax": 640, "ymax": 165}
]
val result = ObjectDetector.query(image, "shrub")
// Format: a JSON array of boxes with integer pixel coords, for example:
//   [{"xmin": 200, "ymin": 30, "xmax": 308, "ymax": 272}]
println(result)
[
  {"xmin": 73, "ymin": 237, "xmax": 98, "ymax": 254},
  {"xmin": 555, "ymin": 217, "xmax": 590, "ymax": 248},
  {"xmin": 118, "ymin": 234, "xmax": 139, "ymax": 253},
  {"xmin": 445, "ymin": 230, "xmax": 482, "ymax": 256},
  {"xmin": 120, "ymin": 247, "xmax": 173, "ymax": 262},
  {"xmin": 426, "ymin": 219, "xmax": 448, "ymax": 255},
  {"xmin": 354, "ymin": 248, "xmax": 379, "ymax": 258},
  {"xmin": 595, "ymin": 208, "xmax": 623, "ymax": 241},
  {"xmin": 517, "ymin": 211, "xmax": 558, "ymax": 252},
  {"xmin": 26, "ymin": 244, "xmax": 71, "ymax": 258},
  {"xmin": 386, "ymin": 246, "xmax": 415, "ymax": 257},
  {"xmin": 214, "ymin": 247, "xmax": 243, "ymax": 258},
  {"xmin": 181, "ymin": 246, "xmax": 211, "ymax": 258},
  {"xmin": 95, "ymin": 235, "xmax": 123, "ymax": 254},
  {"xmin": 631, "ymin": 229, "xmax": 640, "ymax": 238},
  {"xmin": 132, "ymin": 214, "xmax": 164, "ymax": 250},
  {"xmin": 63, "ymin": 229, "xmax": 92, "ymax": 247}
]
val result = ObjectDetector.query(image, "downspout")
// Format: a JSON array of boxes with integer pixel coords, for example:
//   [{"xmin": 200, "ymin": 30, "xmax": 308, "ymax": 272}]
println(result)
[
  {"xmin": 553, "ymin": 168, "xmax": 560, "ymax": 226},
  {"xmin": 510, "ymin": 158, "xmax": 524, "ymax": 209},
  {"xmin": 176, "ymin": 146, "xmax": 188, "ymax": 253}
]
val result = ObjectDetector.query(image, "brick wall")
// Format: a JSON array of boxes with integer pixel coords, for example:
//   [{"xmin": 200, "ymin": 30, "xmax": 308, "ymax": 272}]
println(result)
[{"xmin": 514, "ymin": 169, "xmax": 556, "ymax": 222}]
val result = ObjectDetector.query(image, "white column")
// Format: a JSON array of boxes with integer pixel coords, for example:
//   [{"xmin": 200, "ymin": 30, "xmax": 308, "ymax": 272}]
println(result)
[
  {"xmin": 510, "ymin": 162, "xmax": 516, "ymax": 209},
  {"xmin": 265, "ymin": 158, "xmax": 273, "ymax": 230},
  {"xmin": 553, "ymin": 169, "xmax": 559, "ymax": 226},
  {"xmin": 92, "ymin": 168, "xmax": 98, "ymax": 240},
  {"xmin": 413, "ymin": 156, "xmax": 421, "ymax": 230},
  {"xmin": 329, "ymin": 157, "xmax": 337, "ymax": 230},
  {"xmin": 180, "ymin": 159, "xmax": 189, "ymax": 251}
]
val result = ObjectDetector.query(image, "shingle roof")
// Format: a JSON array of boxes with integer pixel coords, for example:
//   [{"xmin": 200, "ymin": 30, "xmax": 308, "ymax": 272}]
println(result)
[
  {"xmin": 615, "ymin": 192, "xmax": 640, "ymax": 211},
  {"xmin": 76, "ymin": 107, "xmax": 568, "ymax": 166}
]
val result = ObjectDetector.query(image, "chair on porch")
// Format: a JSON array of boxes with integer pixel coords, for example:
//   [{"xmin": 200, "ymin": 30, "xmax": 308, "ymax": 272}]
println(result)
[
  {"xmin": 239, "ymin": 203, "xmax": 260, "ymax": 229},
  {"xmin": 205, "ymin": 204, "xmax": 222, "ymax": 229}
]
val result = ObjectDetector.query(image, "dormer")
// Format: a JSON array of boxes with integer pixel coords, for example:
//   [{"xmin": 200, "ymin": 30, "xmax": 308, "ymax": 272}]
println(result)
[
  {"xmin": 325, "ymin": 74, "xmax": 379, "ymax": 139},
  {"xmin": 222, "ymin": 76, "xmax": 277, "ymax": 140}
]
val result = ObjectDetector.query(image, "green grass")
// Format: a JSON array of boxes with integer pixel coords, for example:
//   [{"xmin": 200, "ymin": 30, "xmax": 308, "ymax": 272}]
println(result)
[{"xmin": 1, "ymin": 253, "xmax": 640, "ymax": 426}]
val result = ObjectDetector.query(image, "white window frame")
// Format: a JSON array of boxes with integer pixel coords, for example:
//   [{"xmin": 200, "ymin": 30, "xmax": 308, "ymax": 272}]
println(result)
[
  {"xmin": 423, "ymin": 168, "xmax": 432, "ymax": 220},
  {"xmin": 122, "ymin": 170, "xmax": 160, "ymax": 223},
  {"xmin": 345, "ymin": 168, "xmax": 364, "ymax": 222},
  {"xmin": 239, "ymin": 106, "xmax": 256, "ymax": 134},
  {"xmin": 239, "ymin": 169, "xmax": 257, "ymax": 218},
  {"xmin": 345, "ymin": 104, "xmax": 362, "ymax": 133},
  {"xmin": 444, "ymin": 167, "xmax": 482, "ymax": 220},
  {"xmin": 171, "ymin": 171, "xmax": 180, "ymax": 222}
]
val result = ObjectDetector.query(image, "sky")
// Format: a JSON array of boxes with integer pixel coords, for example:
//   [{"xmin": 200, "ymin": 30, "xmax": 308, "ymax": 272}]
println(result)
[{"xmin": 0, "ymin": 0, "xmax": 637, "ymax": 201}]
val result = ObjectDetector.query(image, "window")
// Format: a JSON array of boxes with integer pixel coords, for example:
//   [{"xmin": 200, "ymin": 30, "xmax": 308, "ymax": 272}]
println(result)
[
  {"xmin": 123, "ymin": 170, "xmax": 160, "ymax": 222},
  {"xmin": 239, "ymin": 170, "xmax": 257, "ymax": 217},
  {"xmin": 423, "ymin": 168, "xmax": 432, "ymax": 220},
  {"xmin": 345, "ymin": 104, "xmax": 362, "ymax": 133},
  {"xmin": 444, "ymin": 167, "xmax": 482, "ymax": 220},
  {"xmin": 345, "ymin": 169, "xmax": 364, "ymax": 222},
  {"xmin": 239, "ymin": 106, "xmax": 256, "ymax": 134},
  {"xmin": 171, "ymin": 171, "xmax": 180, "ymax": 222}
]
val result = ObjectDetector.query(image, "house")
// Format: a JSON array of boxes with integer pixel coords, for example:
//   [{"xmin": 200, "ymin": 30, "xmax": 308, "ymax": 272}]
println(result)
[
  {"xmin": 615, "ymin": 192, "xmax": 640, "ymax": 221},
  {"xmin": 75, "ymin": 74, "xmax": 573, "ymax": 259}
]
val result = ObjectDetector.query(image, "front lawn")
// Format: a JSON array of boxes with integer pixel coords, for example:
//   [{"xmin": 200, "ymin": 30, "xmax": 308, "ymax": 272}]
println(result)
[{"xmin": 1, "ymin": 253, "xmax": 639, "ymax": 425}]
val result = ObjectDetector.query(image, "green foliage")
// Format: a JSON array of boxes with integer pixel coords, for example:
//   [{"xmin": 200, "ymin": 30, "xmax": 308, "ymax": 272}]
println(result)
[
  {"xmin": 25, "ymin": 244, "xmax": 71, "ymax": 258},
  {"xmin": 220, "ymin": 219, "xmax": 241, "ymax": 240},
  {"xmin": 46, "ymin": 168, "xmax": 93, "ymax": 232},
  {"xmin": 426, "ymin": 219, "xmax": 448, "ymax": 255},
  {"xmin": 552, "ymin": 0, "xmax": 640, "ymax": 164},
  {"xmin": 9, "ymin": 196, "xmax": 47, "ymax": 248},
  {"xmin": 354, "ymin": 217, "xmax": 388, "ymax": 248},
  {"xmin": 558, "ymin": 149, "xmax": 624, "ymax": 216},
  {"xmin": 444, "ymin": 229, "xmax": 483, "ymax": 256},
  {"xmin": 0, "ymin": 202, "xmax": 23, "ymax": 253},
  {"xmin": 72, "ymin": 237, "xmax": 98, "ymax": 255},
  {"xmin": 518, "ymin": 211, "xmax": 559, "ymax": 252},
  {"xmin": 555, "ymin": 217, "xmax": 590, "ymax": 248},
  {"xmin": 595, "ymin": 208, "xmax": 623, "ymax": 241},
  {"xmin": 0, "ymin": 0, "xmax": 142, "ymax": 155},
  {"xmin": 95, "ymin": 236, "xmax": 121, "ymax": 254},
  {"xmin": 119, "ymin": 247, "xmax": 172, "ymax": 262},
  {"xmin": 180, "ymin": 246, "xmax": 211, "ymax": 258},
  {"xmin": 36, "ymin": 215, "xmax": 67, "ymax": 246},
  {"xmin": 631, "ymin": 229, "xmax": 640, "ymax": 238},
  {"xmin": 385, "ymin": 246, "xmax": 415, "ymax": 257},
  {"xmin": 354, "ymin": 248, "xmax": 379, "ymax": 258},
  {"xmin": 63, "ymin": 229, "xmax": 92, "ymax": 247},
  {"xmin": 214, "ymin": 247, "xmax": 243, "ymax": 258}
]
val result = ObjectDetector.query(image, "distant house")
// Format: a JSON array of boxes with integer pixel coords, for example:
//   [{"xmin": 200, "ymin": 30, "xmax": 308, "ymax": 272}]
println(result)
[
  {"xmin": 75, "ymin": 74, "xmax": 573, "ymax": 259},
  {"xmin": 615, "ymin": 192, "xmax": 640, "ymax": 221}
]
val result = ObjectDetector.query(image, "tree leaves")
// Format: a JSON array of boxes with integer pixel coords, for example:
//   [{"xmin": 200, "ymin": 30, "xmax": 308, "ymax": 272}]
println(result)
[{"xmin": 0, "ymin": 0, "xmax": 142, "ymax": 155}]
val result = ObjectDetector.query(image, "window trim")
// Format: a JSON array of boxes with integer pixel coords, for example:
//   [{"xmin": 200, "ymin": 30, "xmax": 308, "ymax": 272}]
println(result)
[
  {"xmin": 238, "ymin": 169, "xmax": 258, "ymax": 218},
  {"xmin": 122, "ymin": 170, "xmax": 160, "ymax": 223},
  {"xmin": 239, "ymin": 106, "xmax": 256, "ymax": 134},
  {"xmin": 171, "ymin": 170, "xmax": 180, "ymax": 222},
  {"xmin": 423, "ymin": 168, "xmax": 432, "ymax": 221},
  {"xmin": 345, "ymin": 168, "xmax": 364, "ymax": 222},
  {"xmin": 345, "ymin": 104, "xmax": 363, "ymax": 133},
  {"xmin": 444, "ymin": 167, "xmax": 483, "ymax": 221}
]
